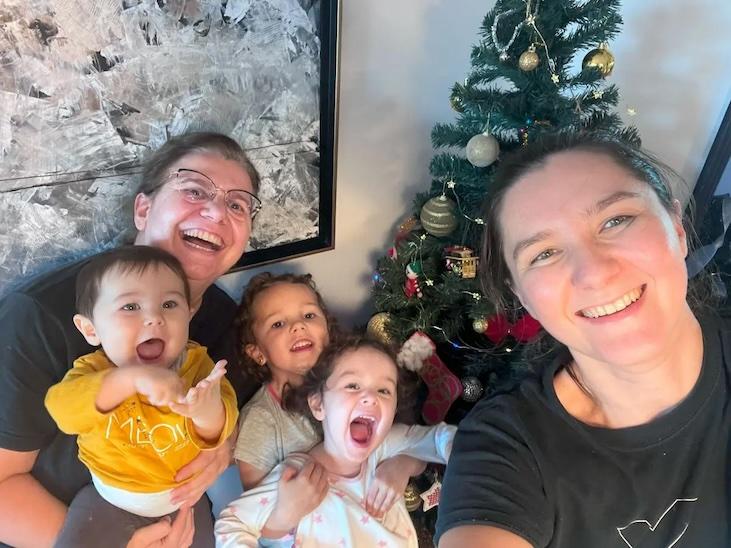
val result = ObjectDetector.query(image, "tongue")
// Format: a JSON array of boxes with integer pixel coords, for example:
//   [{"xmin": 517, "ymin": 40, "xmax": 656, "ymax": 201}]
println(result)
[
  {"xmin": 350, "ymin": 421, "xmax": 370, "ymax": 444},
  {"xmin": 137, "ymin": 339, "xmax": 164, "ymax": 361}
]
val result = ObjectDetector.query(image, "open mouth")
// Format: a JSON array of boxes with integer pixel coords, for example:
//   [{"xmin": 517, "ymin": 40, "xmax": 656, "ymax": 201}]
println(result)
[
  {"xmin": 181, "ymin": 229, "xmax": 223, "ymax": 251},
  {"xmin": 137, "ymin": 338, "xmax": 165, "ymax": 362},
  {"xmin": 579, "ymin": 285, "xmax": 645, "ymax": 319},
  {"xmin": 349, "ymin": 415, "xmax": 376, "ymax": 447},
  {"xmin": 291, "ymin": 339, "xmax": 313, "ymax": 352}
]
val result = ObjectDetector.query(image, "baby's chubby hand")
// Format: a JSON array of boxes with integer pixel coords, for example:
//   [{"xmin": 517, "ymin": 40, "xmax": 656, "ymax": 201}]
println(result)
[
  {"xmin": 134, "ymin": 367, "xmax": 185, "ymax": 407},
  {"xmin": 168, "ymin": 360, "xmax": 226, "ymax": 422}
]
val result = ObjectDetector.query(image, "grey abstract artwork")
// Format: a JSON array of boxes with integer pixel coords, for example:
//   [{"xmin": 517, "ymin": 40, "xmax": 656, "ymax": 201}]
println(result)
[{"xmin": 0, "ymin": 0, "xmax": 329, "ymax": 295}]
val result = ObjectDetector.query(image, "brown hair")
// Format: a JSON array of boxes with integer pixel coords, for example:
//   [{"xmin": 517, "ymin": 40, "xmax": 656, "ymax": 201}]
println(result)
[
  {"xmin": 138, "ymin": 132, "xmax": 261, "ymax": 196},
  {"xmin": 76, "ymin": 245, "xmax": 191, "ymax": 318},
  {"xmin": 235, "ymin": 272, "xmax": 338, "ymax": 383},
  {"xmin": 282, "ymin": 333, "xmax": 417, "ymax": 429}
]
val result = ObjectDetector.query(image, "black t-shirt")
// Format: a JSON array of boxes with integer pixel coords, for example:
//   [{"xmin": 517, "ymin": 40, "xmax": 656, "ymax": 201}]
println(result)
[
  {"xmin": 0, "ymin": 257, "xmax": 259, "ymax": 507},
  {"xmin": 436, "ymin": 314, "xmax": 731, "ymax": 547}
]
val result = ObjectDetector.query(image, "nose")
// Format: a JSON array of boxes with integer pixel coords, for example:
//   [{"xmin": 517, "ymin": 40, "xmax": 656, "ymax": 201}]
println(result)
[
  {"xmin": 291, "ymin": 319, "xmax": 306, "ymax": 332},
  {"xmin": 200, "ymin": 190, "xmax": 227, "ymax": 223},
  {"xmin": 144, "ymin": 313, "xmax": 164, "ymax": 327},
  {"xmin": 570, "ymin": 242, "xmax": 620, "ymax": 289},
  {"xmin": 360, "ymin": 389, "xmax": 377, "ymax": 405}
]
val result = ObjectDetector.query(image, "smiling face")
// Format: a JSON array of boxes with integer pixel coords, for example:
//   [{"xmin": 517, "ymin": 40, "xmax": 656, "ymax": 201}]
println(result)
[
  {"xmin": 308, "ymin": 347, "xmax": 398, "ymax": 474},
  {"xmin": 499, "ymin": 150, "xmax": 692, "ymax": 368},
  {"xmin": 133, "ymin": 151, "xmax": 254, "ymax": 297},
  {"xmin": 245, "ymin": 282, "xmax": 330, "ymax": 388},
  {"xmin": 74, "ymin": 264, "xmax": 190, "ymax": 369}
]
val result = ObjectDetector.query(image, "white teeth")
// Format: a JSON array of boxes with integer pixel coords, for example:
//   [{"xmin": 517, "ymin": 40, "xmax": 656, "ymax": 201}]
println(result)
[
  {"xmin": 581, "ymin": 287, "xmax": 642, "ymax": 318},
  {"xmin": 291, "ymin": 340, "xmax": 312, "ymax": 351},
  {"xmin": 182, "ymin": 229, "xmax": 223, "ymax": 247}
]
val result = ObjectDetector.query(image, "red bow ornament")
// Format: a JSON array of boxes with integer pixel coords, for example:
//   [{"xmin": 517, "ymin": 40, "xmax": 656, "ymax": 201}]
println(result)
[{"xmin": 482, "ymin": 313, "xmax": 542, "ymax": 344}]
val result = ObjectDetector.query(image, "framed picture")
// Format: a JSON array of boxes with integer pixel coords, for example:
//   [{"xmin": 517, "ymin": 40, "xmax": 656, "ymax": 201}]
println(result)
[
  {"xmin": 0, "ymin": 0, "xmax": 339, "ymax": 294},
  {"xmin": 693, "ymin": 99, "xmax": 731, "ymax": 225}
]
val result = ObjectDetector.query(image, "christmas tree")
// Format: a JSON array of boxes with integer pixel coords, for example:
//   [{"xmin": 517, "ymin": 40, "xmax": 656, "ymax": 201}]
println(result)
[{"xmin": 369, "ymin": 1, "xmax": 638, "ymax": 539}]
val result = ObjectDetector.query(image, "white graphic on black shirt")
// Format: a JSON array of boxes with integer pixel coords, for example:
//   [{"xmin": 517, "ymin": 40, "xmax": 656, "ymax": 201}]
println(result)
[{"xmin": 616, "ymin": 498, "xmax": 698, "ymax": 548}]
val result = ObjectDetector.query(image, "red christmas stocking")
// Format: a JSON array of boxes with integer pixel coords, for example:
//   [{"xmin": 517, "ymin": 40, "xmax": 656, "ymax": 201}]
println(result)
[{"xmin": 398, "ymin": 331, "xmax": 463, "ymax": 424}]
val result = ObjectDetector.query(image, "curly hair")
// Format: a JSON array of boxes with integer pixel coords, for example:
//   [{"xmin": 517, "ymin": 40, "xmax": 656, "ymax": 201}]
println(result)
[
  {"xmin": 234, "ymin": 272, "xmax": 338, "ymax": 384},
  {"xmin": 282, "ymin": 333, "xmax": 418, "ymax": 431}
]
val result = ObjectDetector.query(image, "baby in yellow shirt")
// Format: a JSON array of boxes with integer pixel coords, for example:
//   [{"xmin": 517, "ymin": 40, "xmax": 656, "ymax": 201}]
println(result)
[{"xmin": 45, "ymin": 245, "xmax": 238, "ymax": 547}]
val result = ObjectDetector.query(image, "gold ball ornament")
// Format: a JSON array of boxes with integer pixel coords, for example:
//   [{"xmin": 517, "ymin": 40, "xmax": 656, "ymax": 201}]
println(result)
[
  {"xmin": 472, "ymin": 318, "xmax": 487, "ymax": 333},
  {"xmin": 518, "ymin": 44, "xmax": 539, "ymax": 71},
  {"xmin": 582, "ymin": 42, "xmax": 615, "ymax": 77},
  {"xmin": 449, "ymin": 92, "xmax": 465, "ymax": 113},
  {"xmin": 404, "ymin": 483, "xmax": 422, "ymax": 512},
  {"xmin": 420, "ymin": 195, "xmax": 458, "ymax": 237},
  {"xmin": 367, "ymin": 312, "xmax": 394, "ymax": 345}
]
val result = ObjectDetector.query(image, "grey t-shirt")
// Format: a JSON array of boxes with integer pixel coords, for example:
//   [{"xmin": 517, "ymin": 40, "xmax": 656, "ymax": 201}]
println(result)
[{"xmin": 234, "ymin": 384, "xmax": 320, "ymax": 473}]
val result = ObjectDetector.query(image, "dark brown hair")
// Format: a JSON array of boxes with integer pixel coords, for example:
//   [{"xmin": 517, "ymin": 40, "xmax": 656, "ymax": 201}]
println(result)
[
  {"xmin": 76, "ymin": 245, "xmax": 191, "ymax": 319},
  {"xmin": 480, "ymin": 133, "xmax": 689, "ymax": 316},
  {"xmin": 282, "ymin": 334, "xmax": 417, "ymax": 429},
  {"xmin": 235, "ymin": 272, "xmax": 338, "ymax": 383},
  {"xmin": 138, "ymin": 132, "xmax": 261, "ymax": 196}
]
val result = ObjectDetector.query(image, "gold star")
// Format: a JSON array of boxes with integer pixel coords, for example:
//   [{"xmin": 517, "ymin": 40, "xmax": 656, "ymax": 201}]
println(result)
[
  {"xmin": 627, "ymin": 107, "xmax": 637, "ymax": 116},
  {"xmin": 425, "ymin": 279, "xmax": 434, "ymax": 287},
  {"xmin": 420, "ymin": 234, "xmax": 427, "ymax": 241},
  {"xmin": 475, "ymin": 218, "xmax": 485, "ymax": 225},
  {"xmin": 446, "ymin": 180, "xmax": 456, "ymax": 189},
  {"xmin": 592, "ymin": 90, "xmax": 604, "ymax": 99},
  {"xmin": 551, "ymin": 73, "xmax": 559, "ymax": 84}
]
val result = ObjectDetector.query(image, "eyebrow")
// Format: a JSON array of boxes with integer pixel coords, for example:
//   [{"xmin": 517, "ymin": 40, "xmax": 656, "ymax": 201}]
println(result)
[
  {"xmin": 113, "ymin": 290, "xmax": 186, "ymax": 301},
  {"xmin": 258, "ymin": 302, "xmax": 322, "ymax": 324},
  {"xmin": 585, "ymin": 190, "xmax": 641, "ymax": 216},
  {"xmin": 337, "ymin": 369, "xmax": 397, "ymax": 387},
  {"xmin": 511, "ymin": 190, "xmax": 642, "ymax": 261}
]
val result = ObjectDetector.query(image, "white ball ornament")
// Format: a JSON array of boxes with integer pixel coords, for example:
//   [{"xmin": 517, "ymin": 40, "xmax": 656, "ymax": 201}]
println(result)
[{"xmin": 466, "ymin": 132, "xmax": 500, "ymax": 167}]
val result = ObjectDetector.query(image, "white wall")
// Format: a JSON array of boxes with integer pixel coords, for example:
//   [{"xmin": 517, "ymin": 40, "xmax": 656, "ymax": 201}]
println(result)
[{"xmin": 219, "ymin": 0, "xmax": 731, "ymax": 326}]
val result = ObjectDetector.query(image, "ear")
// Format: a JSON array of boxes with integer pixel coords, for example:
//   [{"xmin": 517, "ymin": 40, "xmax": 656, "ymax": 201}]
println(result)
[
  {"xmin": 308, "ymin": 392, "xmax": 324, "ymax": 422},
  {"xmin": 244, "ymin": 343, "xmax": 266, "ymax": 366},
  {"xmin": 671, "ymin": 199, "xmax": 688, "ymax": 258},
  {"xmin": 507, "ymin": 278, "xmax": 534, "ymax": 317},
  {"xmin": 73, "ymin": 314, "xmax": 101, "ymax": 346},
  {"xmin": 133, "ymin": 192, "xmax": 152, "ymax": 232}
]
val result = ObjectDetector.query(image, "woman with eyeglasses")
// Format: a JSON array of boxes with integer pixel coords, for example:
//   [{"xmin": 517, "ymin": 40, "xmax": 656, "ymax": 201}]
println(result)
[
  {"xmin": 436, "ymin": 134, "xmax": 731, "ymax": 548},
  {"xmin": 0, "ymin": 132, "xmax": 262, "ymax": 548}
]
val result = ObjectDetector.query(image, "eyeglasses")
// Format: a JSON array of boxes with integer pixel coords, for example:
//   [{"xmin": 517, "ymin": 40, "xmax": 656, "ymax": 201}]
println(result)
[{"xmin": 168, "ymin": 169, "xmax": 262, "ymax": 221}]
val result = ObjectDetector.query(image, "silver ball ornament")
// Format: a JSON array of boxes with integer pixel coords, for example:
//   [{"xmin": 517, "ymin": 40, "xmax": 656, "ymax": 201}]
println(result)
[
  {"xmin": 461, "ymin": 376, "xmax": 484, "ymax": 402},
  {"xmin": 466, "ymin": 132, "xmax": 499, "ymax": 167}
]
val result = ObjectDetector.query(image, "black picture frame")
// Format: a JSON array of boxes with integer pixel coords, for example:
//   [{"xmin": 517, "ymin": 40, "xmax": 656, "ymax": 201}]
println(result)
[
  {"xmin": 231, "ymin": 0, "xmax": 339, "ymax": 271},
  {"xmin": 692, "ymin": 100, "xmax": 731, "ymax": 227}
]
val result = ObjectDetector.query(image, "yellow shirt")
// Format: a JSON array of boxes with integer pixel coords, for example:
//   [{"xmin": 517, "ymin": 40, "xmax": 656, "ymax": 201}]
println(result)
[{"xmin": 45, "ymin": 342, "xmax": 238, "ymax": 493}]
